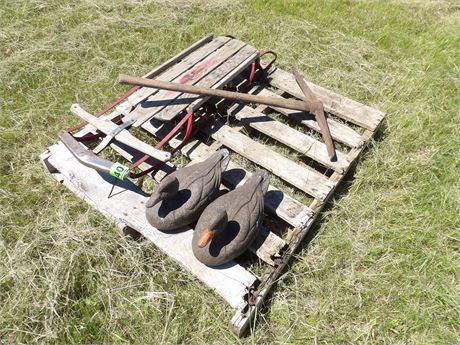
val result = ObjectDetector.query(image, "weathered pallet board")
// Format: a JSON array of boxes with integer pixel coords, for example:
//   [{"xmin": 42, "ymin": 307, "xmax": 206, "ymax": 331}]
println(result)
[
  {"xmin": 257, "ymin": 88, "xmax": 364, "ymax": 148},
  {"xmin": 205, "ymin": 122, "xmax": 334, "ymax": 200},
  {"xmin": 268, "ymin": 68, "xmax": 384, "ymax": 130},
  {"xmin": 231, "ymin": 104, "xmax": 350, "ymax": 172}
]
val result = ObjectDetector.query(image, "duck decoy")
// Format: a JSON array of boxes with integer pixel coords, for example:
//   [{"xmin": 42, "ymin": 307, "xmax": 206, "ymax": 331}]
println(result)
[
  {"xmin": 192, "ymin": 169, "xmax": 270, "ymax": 266},
  {"xmin": 145, "ymin": 149, "xmax": 230, "ymax": 231}
]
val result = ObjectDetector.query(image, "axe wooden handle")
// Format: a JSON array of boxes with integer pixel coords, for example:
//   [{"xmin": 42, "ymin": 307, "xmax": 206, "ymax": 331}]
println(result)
[{"xmin": 292, "ymin": 69, "xmax": 336, "ymax": 161}]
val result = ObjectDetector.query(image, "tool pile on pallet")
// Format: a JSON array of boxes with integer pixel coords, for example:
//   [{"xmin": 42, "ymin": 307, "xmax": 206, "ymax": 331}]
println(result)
[{"xmin": 40, "ymin": 35, "xmax": 384, "ymax": 336}]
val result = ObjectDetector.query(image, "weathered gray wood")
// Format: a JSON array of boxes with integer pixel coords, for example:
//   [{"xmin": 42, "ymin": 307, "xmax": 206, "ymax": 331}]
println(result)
[
  {"xmin": 126, "ymin": 39, "xmax": 247, "ymax": 126},
  {"xmin": 45, "ymin": 142, "xmax": 256, "ymax": 309},
  {"xmin": 180, "ymin": 139, "xmax": 314, "ymax": 229},
  {"xmin": 257, "ymin": 88, "xmax": 364, "ymax": 148},
  {"xmin": 206, "ymin": 123, "xmax": 334, "ymax": 200},
  {"xmin": 232, "ymin": 105, "xmax": 350, "ymax": 172},
  {"xmin": 70, "ymin": 104, "xmax": 171, "ymax": 162},
  {"xmin": 249, "ymin": 226, "xmax": 286, "ymax": 266},
  {"xmin": 268, "ymin": 68, "xmax": 384, "ymax": 130},
  {"xmin": 154, "ymin": 45, "xmax": 258, "ymax": 121},
  {"xmin": 126, "ymin": 36, "xmax": 231, "ymax": 109}
]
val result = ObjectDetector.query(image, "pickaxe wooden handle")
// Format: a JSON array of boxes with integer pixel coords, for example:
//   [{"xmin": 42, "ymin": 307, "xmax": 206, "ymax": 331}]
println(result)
[
  {"xmin": 292, "ymin": 69, "xmax": 336, "ymax": 161},
  {"xmin": 118, "ymin": 74, "xmax": 311, "ymax": 113}
]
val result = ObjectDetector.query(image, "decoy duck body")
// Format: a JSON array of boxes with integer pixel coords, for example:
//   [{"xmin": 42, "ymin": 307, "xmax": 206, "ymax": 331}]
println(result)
[
  {"xmin": 192, "ymin": 169, "xmax": 270, "ymax": 266},
  {"xmin": 145, "ymin": 149, "xmax": 230, "ymax": 231}
]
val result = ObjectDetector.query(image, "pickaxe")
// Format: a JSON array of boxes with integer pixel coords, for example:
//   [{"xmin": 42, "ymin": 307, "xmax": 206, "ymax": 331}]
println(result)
[{"xmin": 118, "ymin": 70, "xmax": 336, "ymax": 161}]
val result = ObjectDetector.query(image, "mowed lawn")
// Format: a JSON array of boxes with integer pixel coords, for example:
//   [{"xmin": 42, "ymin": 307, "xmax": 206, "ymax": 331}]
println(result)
[{"xmin": 1, "ymin": 0, "xmax": 459, "ymax": 343}]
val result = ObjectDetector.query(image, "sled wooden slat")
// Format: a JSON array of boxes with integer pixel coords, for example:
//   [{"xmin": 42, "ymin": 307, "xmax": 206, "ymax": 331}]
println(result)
[
  {"xmin": 232, "ymin": 104, "xmax": 350, "ymax": 172},
  {"xmin": 126, "ymin": 36, "xmax": 230, "ymax": 110},
  {"xmin": 268, "ymin": 68, "xmax": 384, "ymax": 130},
  {"xmin": 180, "ymin": 139, "xmax": 314, "ymax": 229},
  {"xmin": 44, "ymin": 142, "xmax": 256, "ymax": 309},
  {"xmin": 154, "ymin": 45, "xmax": 258, "ymax": 121},
  {"xmin": 206, "ymin": 123, "xmax": 334, "ymax": 200},
  {"xmin": 126, "ymin": 38, "xmax": 246, "ymax": 126},
  {"xmin": 257, "ymin": 88, "xmax": 364, "ymax": 148},
  {"xmin": 182, "ymin": 51, "xmax": 258, "ymax": 115}
]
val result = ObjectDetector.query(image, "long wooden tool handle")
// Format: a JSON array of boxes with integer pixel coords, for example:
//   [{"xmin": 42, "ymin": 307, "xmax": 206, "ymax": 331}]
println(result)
[
  {"xmin": 292, "ymin": 70, "xmax": 336, "ymax": 161},
  {"xmin": 118, "ymin": 74, "xmax": 311, "ymax": 113}
]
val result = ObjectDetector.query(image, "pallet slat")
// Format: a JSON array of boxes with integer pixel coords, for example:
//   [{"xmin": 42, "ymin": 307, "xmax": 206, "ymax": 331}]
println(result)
[
  {"xmin": 268, "ymin": 68, "xmax": 384, "ymax": 131},
  {"xmin": 45, "ymin": 142, "xmax": 256, "ymax": 309},
  {"xmin": 232, "ymin": 105, "xmax": 350, "ymax": 172},
  {"xmin": 207, "ymin": 123, "xmax": 334, "ymax": 200},
  {"xmin": 257, "ymin": 88, "xmax": 364, "ymax": 148},
  {"xmin": 249, "ymin": 227, "xmax": 286, "ymax": 265},
  {"xmin": 126, "ymin": 38, "xmax": 246, "ymax": 126}
]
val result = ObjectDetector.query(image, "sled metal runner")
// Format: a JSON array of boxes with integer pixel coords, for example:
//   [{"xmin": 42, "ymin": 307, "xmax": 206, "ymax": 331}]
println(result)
[{"xmin": 40, "ymin": 35, "xmax": 385, "ymax": 337}]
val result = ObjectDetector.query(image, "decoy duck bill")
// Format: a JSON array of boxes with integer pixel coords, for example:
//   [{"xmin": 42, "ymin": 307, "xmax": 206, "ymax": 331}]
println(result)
[{"xmin": 197, "ymin": 229, "xmax": 215, "ymax": 248}]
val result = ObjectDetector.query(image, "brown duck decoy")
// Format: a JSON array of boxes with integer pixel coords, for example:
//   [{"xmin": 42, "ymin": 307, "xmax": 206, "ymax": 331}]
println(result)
[
  {"xmin": 145, "ymin": 149, "xmax": 230, "ymax": 231},
  {"xmin": 192, "ymin": 169, "xmax": 270, "ymax": 266}
]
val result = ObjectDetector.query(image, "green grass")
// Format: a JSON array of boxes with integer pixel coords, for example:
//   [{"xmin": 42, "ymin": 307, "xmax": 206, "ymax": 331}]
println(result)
[{"xmin": 1, "ymin": 0, "xmax": 459, "ymax": 343}]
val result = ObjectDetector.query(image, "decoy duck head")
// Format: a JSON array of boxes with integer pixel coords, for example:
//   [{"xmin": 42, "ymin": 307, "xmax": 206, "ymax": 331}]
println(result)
[
  {"xmin": 146, "ymin": 175, "xmax": 180, "ymax": 208},
  {"xmin": 197, "ymin": 208, "xmax": 228, "ymax": 248}
]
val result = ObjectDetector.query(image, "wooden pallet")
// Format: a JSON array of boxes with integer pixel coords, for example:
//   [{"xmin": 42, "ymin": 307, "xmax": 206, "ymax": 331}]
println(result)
[{"xmin": 40, "ymin": 35, "xmax": 385, "ymax": 336}]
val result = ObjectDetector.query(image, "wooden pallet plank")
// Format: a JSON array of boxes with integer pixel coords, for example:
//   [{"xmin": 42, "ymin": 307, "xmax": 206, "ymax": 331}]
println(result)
[
  {"xmin": 126, "ymin": 36, "xmax": 231, "ymax": 108},
  {"xmin": 181, "ymin": 139, "xmax": 314, "ymax": 229},
  {"xmin": 249, "ymin": 226, "xmax": 286, "ymax": 266},
  {"xmin": 127, "ymin": 38, "xmax": 246, "ymax": 126},
  {"xmin": 232, "ymin": 105, "xmax": 350, "ymax": 172},
  {"xmin": 207, "ymin": 123, "xmax": 334, "ymax": 200},
  {"xmin": 268, "ymin": 68, "xmax": 384, "ymax": 131},
  {"xmin": 45, "ymin": 142, "xmax": 256, "ymax": 309},
  {"xmin": 155, "ymin": 45, "xmax": 258, "ymax": 121},
  {"xmin": 257, "ymin": 88, "xmax": 364, "ymax": 148}
]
